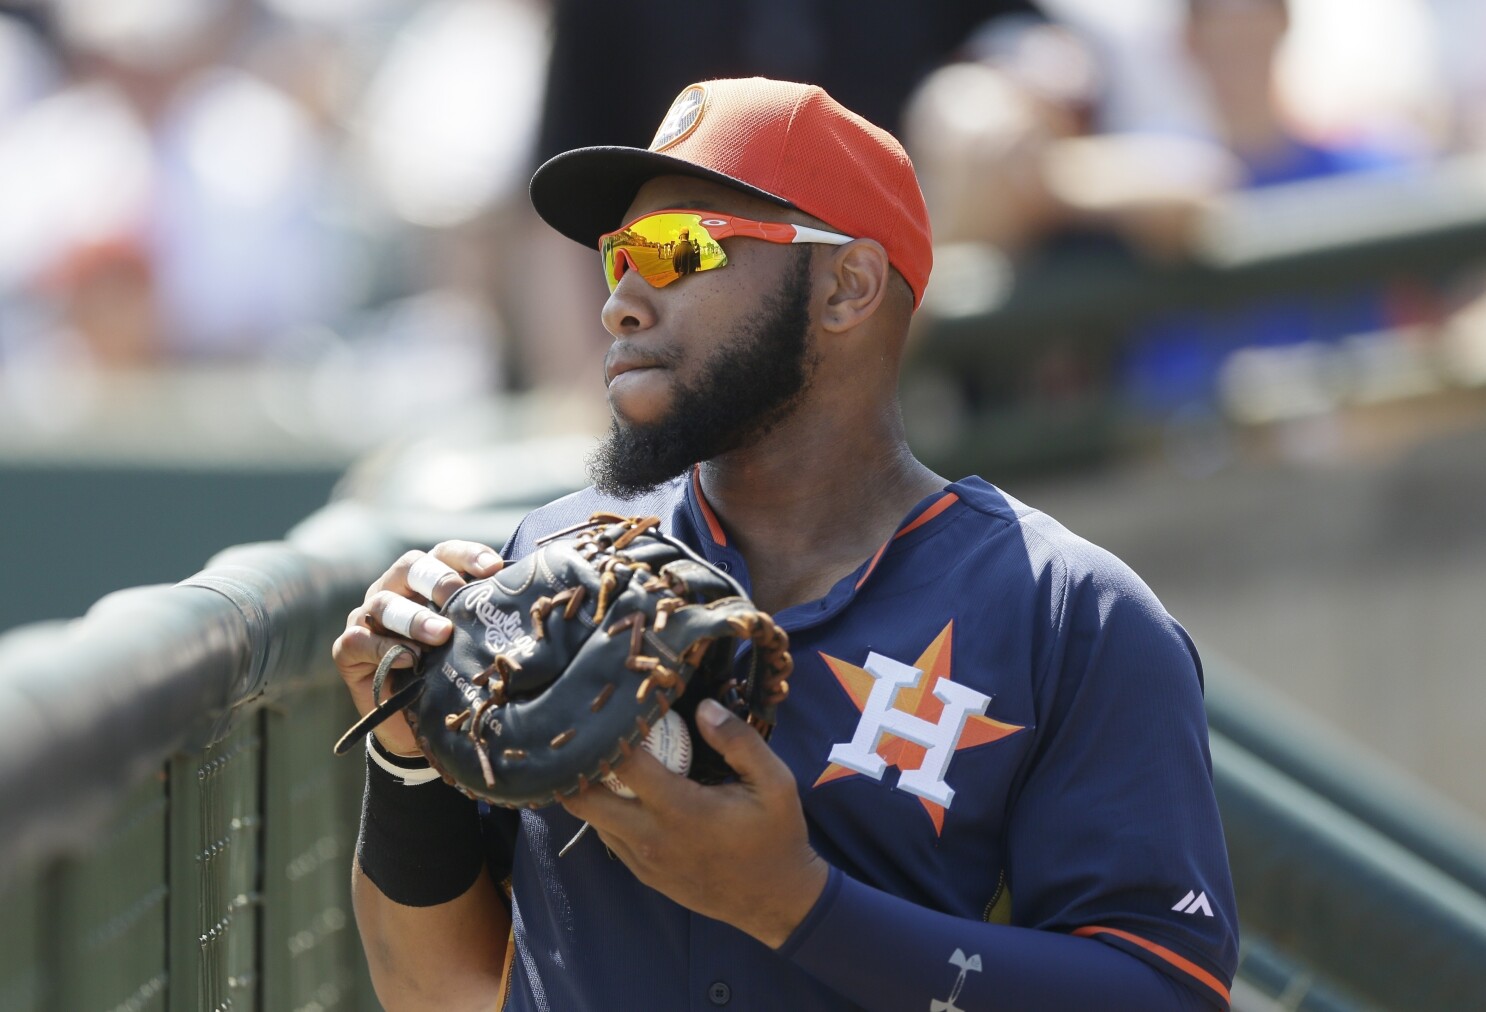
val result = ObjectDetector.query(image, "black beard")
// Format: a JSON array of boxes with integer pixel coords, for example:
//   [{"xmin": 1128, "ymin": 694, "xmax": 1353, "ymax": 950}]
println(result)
[{"xmin": 588, "ymin": 250, "xmax": 816, "ymax": 497}]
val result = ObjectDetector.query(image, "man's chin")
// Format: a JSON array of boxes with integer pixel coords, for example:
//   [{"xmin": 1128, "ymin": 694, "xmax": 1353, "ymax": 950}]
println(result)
[
  {"xmin": 586, "ymin": 419, "xmax": 693, "ymax": 498},
  {"xmin": 606, "ymin": 369, "xmax": 672, "ymax": 427}
]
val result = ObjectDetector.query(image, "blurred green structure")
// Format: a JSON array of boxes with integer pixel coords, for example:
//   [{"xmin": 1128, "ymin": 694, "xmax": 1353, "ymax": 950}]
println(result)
[{"xmin": 0, "ymin": 512, "xmax": 399, "ymax": 1012}]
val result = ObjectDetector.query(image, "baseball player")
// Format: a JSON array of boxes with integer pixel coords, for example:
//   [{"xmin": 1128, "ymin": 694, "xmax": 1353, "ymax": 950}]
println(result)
[{"xmin": 333, "ymin": 78, "xmax": 1238, "ymax": 1011}]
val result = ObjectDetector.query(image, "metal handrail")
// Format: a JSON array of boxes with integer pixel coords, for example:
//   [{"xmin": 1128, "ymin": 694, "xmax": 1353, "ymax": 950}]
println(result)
[
  {"xmin": 0, "ymin": 501, "xmax": 403, "ymax": 884},
  {"xmin": 1213, "ymin": 731, "xmax": 1486, "ymax": 1010},
  {"xmin": 1206, "ymin": 659, "xmax": 1486, "ymax": 900}
]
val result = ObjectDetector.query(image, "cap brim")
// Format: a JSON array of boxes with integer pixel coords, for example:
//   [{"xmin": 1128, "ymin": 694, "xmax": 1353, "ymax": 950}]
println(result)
[{"xmin": 529, "ymin": 146, "xmax": 794, "ymax": 249}]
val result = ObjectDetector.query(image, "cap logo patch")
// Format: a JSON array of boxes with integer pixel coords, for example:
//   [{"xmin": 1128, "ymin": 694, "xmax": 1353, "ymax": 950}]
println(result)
[{"xmin": 650, "ymin": 84, "xmax": 707, "ymax": 151}]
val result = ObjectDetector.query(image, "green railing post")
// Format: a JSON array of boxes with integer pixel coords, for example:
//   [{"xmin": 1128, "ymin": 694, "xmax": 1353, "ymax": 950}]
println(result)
[
  {"xmin": 166, "ymin": 722, "xmax": 263, "ymax": 1012},
  {"xmin": 49, "ymin": 777, "xmax": 169, "ymax": 1012},
  {"xmin": 261, "ymin": 680, "xmax": 378, "ymax": 1011}
]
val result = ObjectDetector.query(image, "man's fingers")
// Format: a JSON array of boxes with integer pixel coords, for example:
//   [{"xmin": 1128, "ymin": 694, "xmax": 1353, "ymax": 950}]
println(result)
[
  {"xmin": 428, "ymin": 540, "xmax": 504, "ymax": 578},
  {"xmin": 694, "ymin": 699, "xmax": 790, "ymax": 792},
  {"xmin": 406, "ymin": 554, "xmax": 464, "ymax": 606},
  {"xmin": 366, "ymin": 590, "xmax": 452, "ymax": 643},
  {"xmin": 560, "ymin": 781, "xmax": 650, "ymax": 838},
  {"xmin": 366, "ymin": 543, "xmax": 502, "ymax": 605},
  {"xmin": 599, "ymin": 745, "xmax": 692, "ymax": 802},
  {"xmin": 588, "ymin": 825, "xmax": 640, "ymax": 870},
  {"xmin": 333, "ymin": 620, "xmax": 420, "ymax": 673}
]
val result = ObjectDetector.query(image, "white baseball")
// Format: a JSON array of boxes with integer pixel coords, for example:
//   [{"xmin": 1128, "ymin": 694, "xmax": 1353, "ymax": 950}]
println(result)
[{"xmin": 603, "ymin": 710, "xmax": 692, "ymax": 798}]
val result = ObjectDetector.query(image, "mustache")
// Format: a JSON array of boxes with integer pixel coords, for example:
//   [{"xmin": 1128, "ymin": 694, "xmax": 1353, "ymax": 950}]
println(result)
[
  {"xmin": 605, "ymin": 341, "xmax": 684, "ymax": 370},
  {"xmin": 603, "ymin": 340, "xmax": 685, "ymax": 385}
]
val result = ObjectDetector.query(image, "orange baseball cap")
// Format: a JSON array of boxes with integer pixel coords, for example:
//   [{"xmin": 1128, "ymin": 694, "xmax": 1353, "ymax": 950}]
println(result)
[{"xmin": 530, "ymin": 77, "xmax": 933, "ymax": 306}]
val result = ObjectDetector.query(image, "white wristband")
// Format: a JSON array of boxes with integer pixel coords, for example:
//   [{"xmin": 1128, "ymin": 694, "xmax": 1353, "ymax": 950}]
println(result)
[{"xmin": 366, "ymin": 735, "xmax": 443, "ymax": 786}]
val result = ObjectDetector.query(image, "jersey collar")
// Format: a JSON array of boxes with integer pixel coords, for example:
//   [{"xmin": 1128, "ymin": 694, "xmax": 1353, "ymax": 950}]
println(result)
[{"xmin": 680, "ymin": 467, "xmax": 971, "ymax": 630}]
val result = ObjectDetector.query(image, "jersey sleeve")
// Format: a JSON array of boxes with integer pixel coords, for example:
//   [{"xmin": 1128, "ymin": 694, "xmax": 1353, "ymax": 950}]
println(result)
[
  {"xmin": 780, "ymin": 868, "xmax": 1221, "ymax": 1011},
  {"xmin": 781, "ymin": 534, "xmax": 1238, "ymax": 1011},
  {"xmin": 1001, "ymin": 539, "xmax": 1238, "ymax": 1006}
]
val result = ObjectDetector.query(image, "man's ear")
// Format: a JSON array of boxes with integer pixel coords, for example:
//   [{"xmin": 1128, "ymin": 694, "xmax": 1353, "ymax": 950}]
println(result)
[{"xmin": 819, "ymin": 240, "xmax": 891, "ymax": 333}]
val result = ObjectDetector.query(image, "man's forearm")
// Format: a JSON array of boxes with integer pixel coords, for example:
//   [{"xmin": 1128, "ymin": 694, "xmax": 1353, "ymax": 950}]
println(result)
[
  {"xmin": 350, "ymin": 733, "xmax": 512, "ymax": 1010},
  {"xmin": 780, "ymin": 869, "xmax": 1228, "ymax": 1011},
  {"xmin": 353, "ymin": 859, "xmax": 510, "ymax": 1012}
]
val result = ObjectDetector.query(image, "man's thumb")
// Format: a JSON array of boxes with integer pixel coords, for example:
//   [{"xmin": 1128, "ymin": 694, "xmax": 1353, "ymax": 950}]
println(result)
[{"xmin": 696, "ymin": 698, "xmax": 771, "ymax": 783}]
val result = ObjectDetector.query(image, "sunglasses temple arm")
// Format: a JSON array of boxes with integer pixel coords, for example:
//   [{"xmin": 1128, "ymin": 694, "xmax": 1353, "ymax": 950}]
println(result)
[
  {"xmin": 789, "ymin": 224, "xmax": 854, "ymax": 246},
  {"xmin": 719, "ymin": 221, "xmax": 851, "ymax": 245}
]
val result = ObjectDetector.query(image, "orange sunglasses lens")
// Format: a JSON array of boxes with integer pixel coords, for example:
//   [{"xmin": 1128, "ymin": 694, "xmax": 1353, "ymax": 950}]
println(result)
[{"xmin": 600, "ymin": 212, "xmax": 729, "ymax": 292}]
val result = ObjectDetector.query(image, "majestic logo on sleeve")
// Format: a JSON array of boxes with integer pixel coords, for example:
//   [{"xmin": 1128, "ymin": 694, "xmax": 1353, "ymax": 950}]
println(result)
[
  {"xmin": 814, "ymin": 622, "xmax": 1025, "ymax": 833},
  {"xmin": 1173, "ymin": 890, "xmax": 1215, "ymax": 917}
]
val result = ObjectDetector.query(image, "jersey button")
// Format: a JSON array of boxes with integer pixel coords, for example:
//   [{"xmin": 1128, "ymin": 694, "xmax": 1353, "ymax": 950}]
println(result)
[
  {"xmin": 708, "ymin": 981, "xmax": 731, "ymax": 1005},
  {"xmin": 714, "ymin": 560, "xmax": 731, "ymax": 573}
]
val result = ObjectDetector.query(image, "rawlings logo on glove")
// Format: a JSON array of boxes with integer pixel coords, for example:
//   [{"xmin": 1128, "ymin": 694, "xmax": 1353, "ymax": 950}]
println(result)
[{"xmin": 335, "ymin": 514, "xmax": 792, "ymax": 809}]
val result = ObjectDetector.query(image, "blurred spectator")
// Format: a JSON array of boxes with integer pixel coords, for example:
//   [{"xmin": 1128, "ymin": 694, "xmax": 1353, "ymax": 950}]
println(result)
[
  {"xmin": 0, "ymin": 0, "xmax": 515, "ymax": 447},
  {"xmin": 1183, "ymin": 0, "xmax": 1406, "ymax": 186},
  {"xmin": 908, "ymin": 0, "xmax": 1447, "ymax": 262},
  {"xmin": 1119, "ymin": 0, "xmax": 1425, "ymax": 427},
  {"xmin": 905, "ymin": 13, "xmax": 1238, "ymax": 262},
  {"xmin": 2, "ymin": 0, "xmax": 1469, "ymax": 449},
  {"xmin": 348, "ymin": 0, "xmax": 544, "ymax": 396},
  {"xmin": 0, "ymin": 0, "xmax": 353, "ymax": 365},
  {"xmin": 903, "ymin": 0, "xmax": 1449, "ymax": 468},
  {"xmin": 901, "ymin": 17, "xmax": 1239, "ymax": 426}
]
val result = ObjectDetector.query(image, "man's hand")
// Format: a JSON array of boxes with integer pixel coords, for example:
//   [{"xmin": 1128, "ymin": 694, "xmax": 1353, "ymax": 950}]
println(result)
[
  {"xmin": 560, "ymin": 698, "xmax": 830, "ymax": 949},
  {"xmin": 331, "ymin": 540, "xmax": 503, "ymax": 756}
]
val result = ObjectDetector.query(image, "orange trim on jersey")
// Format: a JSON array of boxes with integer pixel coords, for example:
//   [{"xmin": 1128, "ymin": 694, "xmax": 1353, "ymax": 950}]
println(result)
[
  {"xmin": 1073, "ymin": 926, "xmax": 1230, "ymax": 1006},
  {"xmin": 853, "ymin": 541, "xmax": 891, "ymax": 590},
  {"xmin": 854, "ymin": 492, "xmax": 960, "ymax": 590},
  {"xmin": 691, "ymin": 466, "xmax": 727, "ymax": 545},
  {"xmin": 896, "ymin": 492, "xmax": 959, "ymax": 538}
]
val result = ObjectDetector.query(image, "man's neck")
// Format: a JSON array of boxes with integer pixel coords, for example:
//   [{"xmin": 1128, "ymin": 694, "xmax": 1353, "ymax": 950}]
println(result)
[{"xmin": 694, "ymin": 412, "xmax": 946, "ymax": 614}]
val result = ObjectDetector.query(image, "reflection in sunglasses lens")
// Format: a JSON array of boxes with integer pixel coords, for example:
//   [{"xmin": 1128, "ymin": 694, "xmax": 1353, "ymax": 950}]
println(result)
[{"xmin": 602, "ymin": 213, "xmax": 728, "ymax": 291}]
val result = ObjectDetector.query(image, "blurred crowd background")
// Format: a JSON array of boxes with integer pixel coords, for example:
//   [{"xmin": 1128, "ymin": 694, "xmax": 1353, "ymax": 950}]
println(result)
[
  {"xmin": 1, "ymin": 0, "xmax": 1484, "ymax": 813},
  {"xmin": 3, "ymin": 0, "xmax": 1483, "ymax": 417}
]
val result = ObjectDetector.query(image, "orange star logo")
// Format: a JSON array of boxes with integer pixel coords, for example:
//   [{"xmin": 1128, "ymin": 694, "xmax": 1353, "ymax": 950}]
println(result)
[{"xmin": 813, "ymin": 622, "xmax": 1025, "ymax": 834}]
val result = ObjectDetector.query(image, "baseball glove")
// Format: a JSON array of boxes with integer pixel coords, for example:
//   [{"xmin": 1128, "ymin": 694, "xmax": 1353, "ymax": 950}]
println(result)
[{"xmin": 335, "ymin": 514, "xmax": 792, "ymax": 808}]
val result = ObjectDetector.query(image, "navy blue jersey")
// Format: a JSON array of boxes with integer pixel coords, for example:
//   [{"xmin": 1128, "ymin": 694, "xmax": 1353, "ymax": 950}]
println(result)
[{"xmin": 484, "ymin": 472, "xmax": 1238, "ymax": 1011}]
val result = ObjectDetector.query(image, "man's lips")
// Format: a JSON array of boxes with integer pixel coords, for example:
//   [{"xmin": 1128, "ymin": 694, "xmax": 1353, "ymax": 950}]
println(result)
[
  {"xmin": 604, "ymin": 347, "xmax": 667, "ymax": 386},
  {"xmin": 606, "ymin": 363, "xmax": 660, "ymax": 386}
]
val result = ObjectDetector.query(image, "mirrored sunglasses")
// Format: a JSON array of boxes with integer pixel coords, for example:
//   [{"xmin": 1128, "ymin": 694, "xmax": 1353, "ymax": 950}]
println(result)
[{"xmin": 598, "ymin": 209, "xmax": 854, "ymax": 292}]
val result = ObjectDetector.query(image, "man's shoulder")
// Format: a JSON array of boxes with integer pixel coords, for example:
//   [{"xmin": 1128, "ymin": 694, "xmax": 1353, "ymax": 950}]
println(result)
[
  {"xmin": 950, "ymin": 478, "xmax": 1105, "ymax": 569},
  {"xmin": 950, "ymin": 479, "xmax": 1201, "ymax": 689},
  {"xmin": 502, "ymin": 478, "xmax": 689, "ymax": 559},
  {"xmin": 950, "ymin": 477, "xmax": 1165, "ymax": 609}
]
